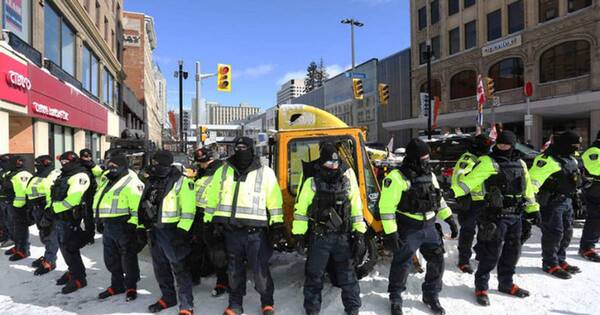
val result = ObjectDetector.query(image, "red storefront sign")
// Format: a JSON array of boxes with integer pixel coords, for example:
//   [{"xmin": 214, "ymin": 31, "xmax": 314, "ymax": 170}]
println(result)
[
  {"xmin": 28, "ymin": 63, "xmax": 108, "ymax": 134},
  {"xmin": 0, "ymin": 52, "xmax": 29, "ymax": 106}
]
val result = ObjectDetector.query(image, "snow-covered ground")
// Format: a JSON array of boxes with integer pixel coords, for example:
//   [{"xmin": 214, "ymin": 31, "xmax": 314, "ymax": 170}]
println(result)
[{"xmin": 1, "ymin": 222, "xmax": 599, "ymax": 315}]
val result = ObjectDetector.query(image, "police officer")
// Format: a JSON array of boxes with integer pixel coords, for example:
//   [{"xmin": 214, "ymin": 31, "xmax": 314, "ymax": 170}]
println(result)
[
  {"xmin": 530, "ymin": 130, "xmax": 582, "ymax": 279},
  {"xmin": 204, "ymin": 136, "xmax": 283, "ymax": 315},
  {"xmin": 2, "ymin": 156, "xmax": 33, "ymax": 261},
  {"xmin": 451, "ymin": 135, "xmax": 494, "ymax": 274},
  {"xmin": 191, "ymin": 147, "xmax": 228, "ymax": 296},
  {"xmin": 93, "ymin": 155, "xmax": 143, "ymax": 301},
  {"xmin": 579, "ymin": 130, "xmax": 600, "ymax": 262},
  {"xmin": 79, "ymin": 148, "xmax": 101, "ymax": 245},
  {"xmin": 27, "ymin": 155, "xmax": 61, "ymax": 275},
  {"xmin": 139, "ymin": 150, "xmax": 196, "ymax": 315},
  {"xmin": 292, "ymin": 142, "xmax": 366, "ymax": 315},
  {"xmin": 451, "ymin": 131, "xmax": 540, "ymax": 306},
  {"xmin": 80, "ymin": 148, "xmax": 105, "ymax": 178},
  {"xmin": 0, "ymin": 154, "xmax": 11, "ymax": 245},
  {"xmin": 379, "ymin": 138, "xmax": 457, "ymax": 315},
  {"xmin": 51, "ymin": 152, "xmax": 92, "ymax": 294}
]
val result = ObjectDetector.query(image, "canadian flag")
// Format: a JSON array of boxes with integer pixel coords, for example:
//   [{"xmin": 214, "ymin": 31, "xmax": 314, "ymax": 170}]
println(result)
[{"xmin": 477, "ymin": 75, "xmax": 486, "ymax": 106}]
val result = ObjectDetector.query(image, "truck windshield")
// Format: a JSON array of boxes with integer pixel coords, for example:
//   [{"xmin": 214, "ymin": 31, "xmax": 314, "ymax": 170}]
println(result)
[
  {"xmin": 288, "ymin": 137, "xmax": 356, "ymax": 196},
  {"xmin": 359, "ymin": 133, "xmax": 380, "ymax": 213}
]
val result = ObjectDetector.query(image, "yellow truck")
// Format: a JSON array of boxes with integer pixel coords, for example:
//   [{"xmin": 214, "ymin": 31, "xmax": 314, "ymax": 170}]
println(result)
[{"xmin": 267, "ymin": 104, "xmax": 381, "ymax": 277}]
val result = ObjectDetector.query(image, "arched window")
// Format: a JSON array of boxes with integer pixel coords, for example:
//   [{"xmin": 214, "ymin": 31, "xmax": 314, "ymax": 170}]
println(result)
[
  {"xmin": 540, "ymin": 40, "xmax": 590, "ymax": 83},
  {"xmin": 450, "ymin": 70, "xmax": 477, "ymax": 99},
  {"xmin": 488, "ymin": 58, "xmax": 524, "ymax": 91},
  {"xmin": 420, "ymin": 80, "xmax": 442, "ymax": 99}
]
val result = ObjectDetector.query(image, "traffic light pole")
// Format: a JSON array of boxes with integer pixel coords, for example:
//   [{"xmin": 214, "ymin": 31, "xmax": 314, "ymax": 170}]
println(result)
[
  {"xmin": 426, "ymin": 44, "xmax": 432, "ymax": 140},
  {"xmin": 195, "ymin": 62, "xmax": 201, "ymax": 147},
  {"xmin": 178, "ymin": 61, "xmax": 184, "ymax": 153}
]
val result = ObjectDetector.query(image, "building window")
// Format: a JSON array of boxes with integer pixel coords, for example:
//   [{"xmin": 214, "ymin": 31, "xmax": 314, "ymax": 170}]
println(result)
[
  {"xmin": 418, "ymin": 6, "xmax": 427, "ymax": 30},
  {"xmin": 464, "ymin": 0, "xmax": 475, "ymax": 8},
  {"xmin": 420, "ymin": 80, "xmax": 442, "ymax": 99},
  {"xmin": 95, "ymin": 0, "xmax": 100, "ymax": 27},
  {"xmin": 111, "ymin": 29, "xmax": 115, "ymax": 51},
  {"xmin": 82, "ymin": 45, "xmax": 100, "ymax": 97},
  {"xmin": 430, "ymin": 0, "xmax": 440, "ymax": 25},
  {"xmin": 450, "ymin": 70, "xmax": 477, "ymax": 99},
  {"xmin": 449, "ymin": 27, "xmax": 460, "ymax": 55},
  {"xmin": 44, "ymin": 3, "xmax": 75, "ymax": 76},
  {"xmin": 539, "ymin": 0, "xmax": 558, "ymax": 22},
  {"xmin": 104, "ymin": 68, "xmax": 114, "ymax": 107},
  {"xmin": 104, "ymin": 17, "xmax": 108, "ymax": 40},
  {"xmin": 465, "ymin": 20, "xmax": 477, "ymax": 49},
  {"xmin": 508, "ymin": 0, "xmax": 524, "ymax": 34},
  {"xmin": 419, "ymin": 41, "xmax": 427, "ymax": 65},
  {"xmin": 568, "ymin": 0, "xmax": 592, "ymax": 13},
  {"xmin": 2, "ymin": 0, "xmax": 31, "ymax": 43},
  {"xmin": 488, "ymin": 58, "xmax": 524, "ymax": 91},
  {"xmin": 540, "ymin": 40, "xmax": 590, "ymax": 83},
  {"xmin": 487, "ymin": 9, "xmax": 502, "ymax": 41},
  {"xmin": 431, "ymin": 36, "xmax": 440, "ymax": 60},
  {"xmin": 449, "ymin": 0, "xmax": 459, "ymax": 16}
]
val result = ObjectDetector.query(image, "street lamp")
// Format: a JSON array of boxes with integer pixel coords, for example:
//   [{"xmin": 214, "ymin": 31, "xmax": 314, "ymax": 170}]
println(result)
[
  {"xmin": 423, "ymin": 40, "xmax": 434, "ymax": 140},
  {"xmin": 174, "ymin": 60, "xmax": 188, "ymax": 152},
  {"xmin": 341, "ymin": 18, "xmax": 364, "ymax": 70}
]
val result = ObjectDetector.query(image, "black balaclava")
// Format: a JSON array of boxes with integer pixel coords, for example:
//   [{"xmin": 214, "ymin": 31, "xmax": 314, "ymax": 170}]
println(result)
[
  {"xmin": 492, "ymin": 131, "xmax": 517, "ymax": 158},
  {"xmin": 106, "ymin": 155, "xmax": 129, "ymax": 181},
  {"xmin": 232, "ymin": 136, "xmax": 255, "ymax": 171},
  {"xmin": 317, "ymin": 142, "xmax": 342, "ymax": 183},
  {"xmin": 551, "ymin": 130, "xmax": 581, "ymax": 157},
  {"xmin": 403, "ymin": 138, "xmax": 431, "ymax": 175},
  {"xmin": 471, "ymin": 134, "xmax": 494, "ymax": 156},
  {"xmin": 194, "ymin": 147, "xmax": 212, "ymax": 163},
  {"xmin": 150, "ymin": 150, "xmax": 173, "ymax": 178},
  {"xmin": 6, "ymin": 155, "xmax": 25, "ymax": 172},
  {"xmin": 79, "ymin": 148, "xmax": 95, "ymax": 169},
  {"xmin": 59, "ymin": 151, "xmax": 81, "ymax": 175},
  {"xmin": 0, "ymin": 154, "xmax": 9, "ymax": 171},
  {"xmin": 34, "ymin": 155, "xmax": 54, "ymax": 177}
]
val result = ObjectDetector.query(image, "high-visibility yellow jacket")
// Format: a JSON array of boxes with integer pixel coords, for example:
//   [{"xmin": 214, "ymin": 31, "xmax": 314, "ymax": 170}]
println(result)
[
  {"xmin": 8, "ymin": 170, "xmax": 33, "ymax": 208},
  {"xmin": 204, "ymin": 161, "xmax": 283, "ymax": 227},
  {"xmin": 292, "ymin": 168, "xmax": 366, "ymax": 235},
  {"xmin": 451, "ymin": 152, "xmax": 484, "ymax": 201},
  {"xmin": 26, "ymin": 169, "xmax": 60, "ymax": 207},
  {"xmin": 379, "ymin": 169, "xmax": 452, "ymax": 235},
  {"xmin": 195, "ymin": 161, "xmax": 223, "ymax": 209},
  {"xmin": 153, "ymin": 175, "xmax": 197, "ymax": 231},
  {"xmin": 93, "ymin": 170, "xmax": 144, "ymax": 226},
  {"xmin": 582, "ymin": 145, "xmax": 600, "ymax": 179},
  {"xmin": 52, "ymin": 172, "xmax": 91, "ymax": 214}
]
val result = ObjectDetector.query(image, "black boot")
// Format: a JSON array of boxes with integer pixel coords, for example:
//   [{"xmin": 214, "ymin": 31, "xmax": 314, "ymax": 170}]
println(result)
[
  {"xmin": 544, "ymin": 265, "xmax": 572, "ymax": 279},
  {"xmin": 499, "ymin": 284, "xmax": 530, "ymax": 298},
  {"xmin": 98, "ymin": 287, "xmax": 125, "ymax": 299},
  {"xmin": 475, "ymin": 291, "xmax": 490, "ymax": 306},
  {"xmin": 32, "ymin": 256, "xmax": 45, "ymax": 268},
  {"xmin": 126, "ymin": 289, "xmax": 137, "ymax": 301},
  {"xmin": 391, "ymin": 304, "xmax": 403, "ymax": 315},
  {"xmin": 148, "ymin": 299, "xmax": 176, "ymax": 313},
  {"xmin": 4, "ymin": 246, "xmax": 16, "ymax": 256},
  {"xmin": 560, "ymin": 262, "xmax": 581, "ymax": 274},
  {"xmin": 458, "ymin": 264, "xmax": 474, "ymax": 274},
  {"xmin": 9, "ymin": 250, "xmax": 29, "ymax": 261},
  {"xmin": 62, "ymin": 278, "xmax": 87, "ymax": 294},
  {"xmin": 423, "ymin": 296, "xmax": 445, "ymax": 315},
  {"xmin": 56, "ymin": 272, "xmax": 71, "ymax": 285},
  {"xmin": 34, "ymin": 260, "xmax": 56, "ymax": 276},
  {"xmin": 580, "ymin": 248, "xmax": 600, "ymax": 262}
]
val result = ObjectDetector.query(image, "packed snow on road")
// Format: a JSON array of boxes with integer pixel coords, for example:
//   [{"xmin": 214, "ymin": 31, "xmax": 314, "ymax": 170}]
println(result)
[{"xmin": 0, "ymin": 224, "xmax": 598, "ymax": 315}]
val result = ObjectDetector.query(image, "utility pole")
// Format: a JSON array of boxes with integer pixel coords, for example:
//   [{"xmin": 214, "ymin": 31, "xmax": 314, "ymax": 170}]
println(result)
[
  {"xmin": 174, "ymin": 60, "xmax": 188, "ymax": 153},
  {"xmin": 195, "ymin": 62, "xmax": 201, "ymax": 146},
  {"xmin": 341, "ymin": 18, "xmax": 364, "ymax": 70},
  {"xmin": 426, "ymin": 42, "xmax": 433, "ymax": 140}
]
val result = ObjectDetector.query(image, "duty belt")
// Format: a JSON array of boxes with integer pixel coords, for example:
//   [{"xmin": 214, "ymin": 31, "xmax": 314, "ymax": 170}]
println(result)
[{"xmin": 498, "ymin": 207, "xmax": 521, "ymax": 217}]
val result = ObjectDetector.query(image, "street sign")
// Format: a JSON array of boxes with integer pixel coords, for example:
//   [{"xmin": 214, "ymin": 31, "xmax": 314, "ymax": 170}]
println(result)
[
  {"xmin": 420, "ymin": 92, "xmax": 431, "ymax": 117},
  {"xmin": 492, "ymin": 96, "xmax": 501, "ymax": 107},
  {"xmin": 524, "ymin": 114, "xmax": 533, "ymax": 126},
  {"xmin": 345, "ymin": 72, "xmax": 367, "ymax": 79},
  {"xmin": 209, "ymin": 131, "xmax": 217, "ymax": 140},
  {"xmin": 524, "ymin": 81, "xmax": 533, "ymax": 97}
]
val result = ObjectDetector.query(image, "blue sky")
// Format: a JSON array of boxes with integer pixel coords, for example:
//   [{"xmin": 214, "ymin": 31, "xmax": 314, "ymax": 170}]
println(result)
[{"xmin": 124, "ymin": 0, "xmax": 411, "ymax": 111}]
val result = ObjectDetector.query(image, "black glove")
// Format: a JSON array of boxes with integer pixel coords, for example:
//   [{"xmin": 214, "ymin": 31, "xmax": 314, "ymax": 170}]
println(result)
[
  {"xmin": 351, "ymin": 232, "xmax": 366, "ymax": 262},
  {"xmin": 382, "ymin": 233, "xmax": 401, "ymax": 252},
  {"xmin": 445, "ymin": 217, "xmax": 459, "ymax": 239},
  {"xmin": 520, "ymin": 219, "xmax": 532, "ymax": 245},
  {"xmin": 135, "ymin": 229, "xmax": 148, "ymax": 253},
  {"xmin": 95, "ymin": 219, "xmax": 104, "ymax": 234},
  {"xmin": 293, "ymin": 234, "xmax": 306, "ymax": 254},
  {"xmin": 173, "ymin": 227, "xmax": 190, "ymax": 247},
  {"xmin": 444, "ymin": 189, "xmax": 455, "ymax": 200},
  {"xmin": 525, "ymin": 211, "xmax": 541, "ymax": 226},
  {"xmin": 478, "ymin": 222, "xmax": 498, "ymax": 241},
  {"xmin": 269, "ymin": 223, "xmax": 286, "ymax": 248}
]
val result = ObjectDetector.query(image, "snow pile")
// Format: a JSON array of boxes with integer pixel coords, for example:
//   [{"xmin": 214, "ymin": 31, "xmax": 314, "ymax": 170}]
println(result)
[{"xmin": 0, "ymin": 225, "xmax": 599, "ymax": 315}]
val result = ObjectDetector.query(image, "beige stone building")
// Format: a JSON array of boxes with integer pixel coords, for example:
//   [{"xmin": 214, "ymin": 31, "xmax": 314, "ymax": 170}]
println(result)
[
  {"xmin": 208, "ymin": 103, "xmax": 260, "ymax": 125},
  {"xmin": 0, "ymin": 0, "xmax": 123, "ymax": 163},
  {"xmin": 384, "ymin": 0, "xmax": 600, "ymax": 148}
]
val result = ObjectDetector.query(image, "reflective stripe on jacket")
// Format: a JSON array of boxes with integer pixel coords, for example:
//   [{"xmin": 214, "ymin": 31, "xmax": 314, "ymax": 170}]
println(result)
[{"xmin": 93, "ymin": 170, "xmax": 144, "ymax": 226}]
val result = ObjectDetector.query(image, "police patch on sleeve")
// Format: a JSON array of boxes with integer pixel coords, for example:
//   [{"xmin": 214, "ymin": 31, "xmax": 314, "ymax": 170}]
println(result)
[
  {"xmin": 383, "ymin": 178, "xmax": 392, "ymax": 188},
  {"xmin": 536, "ymin": 160, "xmax": 547, "ymax": 167},
  {"xmin": 591, "ymin": 154, "xmax": 599, "ymax": 161},
  {"xmin": 79, "ymin": 178, "xmax": 88, "ymax": 185},
  {"xmin": 188, "ymin": 182, "xmax": 195, "ymax": 190},
  {"xmin": 137, "ymin": 184, "xmax": 144, "ymax": 193},
  {"xmin": 459, "ymin": 162, "xmax": 467, "ymax": 169},
  {"xmin": 20, "ymin": 176, "xmax": 28, "ymax": 182}
]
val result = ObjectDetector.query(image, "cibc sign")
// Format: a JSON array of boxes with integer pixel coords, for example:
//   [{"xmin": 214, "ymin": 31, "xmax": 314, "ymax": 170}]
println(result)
[
  {"xmin": 33, "ymin": 101, "xmax": 70, "ymax": 121},
  {"xmin": 5, "ymin": 70, "xmax": 32, "ymax": 90}
]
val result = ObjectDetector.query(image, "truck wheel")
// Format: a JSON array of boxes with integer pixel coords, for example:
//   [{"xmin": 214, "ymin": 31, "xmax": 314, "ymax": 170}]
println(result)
[{"xmin": 355, "ymin": 228, "xmax": 378, "ymax": 279}]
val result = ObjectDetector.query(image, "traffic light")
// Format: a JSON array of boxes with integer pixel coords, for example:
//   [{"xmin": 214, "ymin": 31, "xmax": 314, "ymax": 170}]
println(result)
[
  {"xmin": 378, "ymin": 83, "xmax": 390, "ymax": 105},
  {"xmin": 200, "ymin": 126, "xmax": 208, "ymax": 143},
  {"xmin": 352, "ymin": 78, "xmax": 364, "ymax": 100},
  {"xmin": 485, "ymin": 77, "xmax": 495, "ymax": 97},
  {"xmin": 217, "ymin": 64, "xmax": 231, "ymax": 92}
]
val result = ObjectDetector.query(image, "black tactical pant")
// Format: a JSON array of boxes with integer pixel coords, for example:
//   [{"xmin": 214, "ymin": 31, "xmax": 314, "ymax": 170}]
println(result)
[
  {"xmin": 103, "ymin": 219, "xmax": 140, "ymax": 290},
  {"xmin": 541, "ymin": 197, "xmax": 574, "ymax": 267},
  {"xmin": 457, "ymin": 201, "xmax": 485, "ymax": 266},
  {"xmin": 55, "ymin": 220, "xmax": 86, "ymax": 281},
  {"xmin": 474, "ymin": 216, "xmax": 522, "ymax": 291},
  {"xmin": 580, "ymin": 186, "xmax": 600, "ymax": 251},
  {"xmin": 225, "ymin": 227, "xmax": 274, "ymax": 311},
  {"xmin": 0, "ymin": 201, "xmax": 13, "ymax": 241},
  {"xmin": 149, "ymin": 226, "xmax": 193, "ymax": 310},
  {"xmin": 304, "ymin": 232, "xmax": 361, "ymax": 313},
  {"xmin": 388, "ymin": 220, "xmax": 444, "ymax": 304},
  {"xmin": 8, "ymin": 205, "xmax": 30, "ymax": 254},
  {"xmin": 31, "ymin": 201, "xmax": 59, "ymax": 264}
]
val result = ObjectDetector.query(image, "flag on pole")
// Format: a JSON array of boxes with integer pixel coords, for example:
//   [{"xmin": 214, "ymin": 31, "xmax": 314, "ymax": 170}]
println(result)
[
  {"xmin": 433, "ymin": 96, "xmax": 441, "ymax": 128},
  {"xmin": 476, "ymin": 75, "xmax": 486, "ymax": 126}
]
